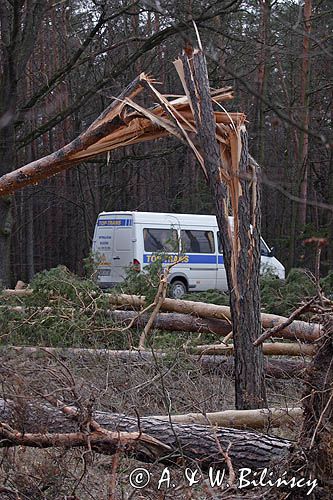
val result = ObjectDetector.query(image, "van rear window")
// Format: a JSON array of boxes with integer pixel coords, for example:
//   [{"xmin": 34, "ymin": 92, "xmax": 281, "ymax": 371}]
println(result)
[
  {"xmin": 181, "ymin": 230, "xmax": 215, "ymax": 253},
  {"xmin": 143, "ymin": 228, "xmax": 178, "ymax": 252}
]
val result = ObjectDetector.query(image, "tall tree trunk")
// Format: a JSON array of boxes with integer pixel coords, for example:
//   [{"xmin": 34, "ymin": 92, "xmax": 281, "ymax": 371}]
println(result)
[
  {"xmin": 0, "ymin": 0, "xmax": 45, "ymax": 285},
  {"xmin": 254, "ymin": 0, "xmax": 271, "ymax": 166},
  {"xmin": 0, "ymin": 75, "xmax": 16, "ymax": 287},
  {"xmin": 298, "ymin": 0, "xmax": 312, "ymax": 230}
]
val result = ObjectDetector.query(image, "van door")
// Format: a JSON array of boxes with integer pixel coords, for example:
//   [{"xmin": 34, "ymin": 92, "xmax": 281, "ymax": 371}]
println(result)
[
  {"xmin": 93, "ymin": 217, "xmax": 115, "ymax": 287},
  {"xmin": 111, "ymin": 223, "xmax": 134, "ymax": 282},
  {"xmin": 178, "ymin": 228, "xmax": 217, "ymax": 291},
  {"xmin": 93, "ymin": 214, "xmax": 133, "ymax": 286}
]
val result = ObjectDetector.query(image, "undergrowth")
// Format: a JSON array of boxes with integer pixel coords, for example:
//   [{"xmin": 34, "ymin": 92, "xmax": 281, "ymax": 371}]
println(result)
[{"xmin": 1, "ymin": 265, "xmax": 332, "ymax": 350}]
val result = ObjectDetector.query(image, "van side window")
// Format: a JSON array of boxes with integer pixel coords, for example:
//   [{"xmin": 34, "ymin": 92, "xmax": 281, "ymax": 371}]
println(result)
[
  {"xmin": 143, "ymin": 228, "xmax": 178, "ymax": 252},
  {"xmin": 181, "ymin": 230, "xmax": 215, "ymax": 253}
]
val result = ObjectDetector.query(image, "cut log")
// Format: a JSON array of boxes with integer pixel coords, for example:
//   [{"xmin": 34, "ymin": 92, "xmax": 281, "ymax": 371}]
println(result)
[
  {"xmin": 0, "ymin": 398, "xmax": 293, "ymax": 470},
  {"xmin": 190, "ymin": 342, "xmax": 317, "ymax": 357},
  {"xmin": 5, "ymin": 346, "xmax": 309, "ymax": 379},
  {"xmin": 0, "ymin": 288, "xmax": 32, "ymax": 297},
  {"xmin": 152, "ymin": 407, "xmax": 303, "ymax": 429},
  {"xmin": 108, "ymin": 294, "xmax": 322, "ymax": 342}
]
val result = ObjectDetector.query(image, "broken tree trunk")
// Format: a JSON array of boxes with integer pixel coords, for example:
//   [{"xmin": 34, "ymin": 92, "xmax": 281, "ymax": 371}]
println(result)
[
  {"xmin": 108, "ymin": 294, "xmax": 322, "ymax": 342},
  {"xmin": 0, "ymin": 398, "xmax": 293, "ymax": 470},
  {"xmin": 178, "ymin": 47, "xmax": 265, "ymax": 409},
  {"xmin": 110, "ymin": 309, "xmax": 231, "ymax": 335},
  {"xmin": 0, "ymin": 76, "xmax": 144, "ymax": 196}
]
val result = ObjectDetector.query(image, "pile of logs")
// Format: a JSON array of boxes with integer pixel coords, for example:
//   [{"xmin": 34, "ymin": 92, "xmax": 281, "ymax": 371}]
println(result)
[{"xmin": 1, "ymin": 289, "xmax": 322, "ymax": 382}]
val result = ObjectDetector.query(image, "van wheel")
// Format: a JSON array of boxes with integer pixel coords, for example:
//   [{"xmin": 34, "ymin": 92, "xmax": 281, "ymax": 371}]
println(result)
[{"xmin": 169, "ymin": 280, "xmax": 187, "ymax": 299}]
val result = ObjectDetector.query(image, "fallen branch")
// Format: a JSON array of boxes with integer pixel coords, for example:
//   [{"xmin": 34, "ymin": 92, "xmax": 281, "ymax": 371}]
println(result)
[
  {"xmin": 0, "ymin": 289, "xmax": 32, "ymax": 297},
  {"xmin": 0, "ymin": 422, "xmax": 169, "ymax": 458},
  {"xmin": 253, "ymin": 297, "xmax": 317, "ymax": 346},
  {"xmin": 138, "ymin": 259, "xmax": 182, "ymax": 349}
]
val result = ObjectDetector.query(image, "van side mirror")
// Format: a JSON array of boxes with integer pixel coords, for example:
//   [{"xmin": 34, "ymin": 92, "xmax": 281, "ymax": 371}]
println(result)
[{"xmin": 268, "ymin": 246, "xmax": 275, "ymax": 258}]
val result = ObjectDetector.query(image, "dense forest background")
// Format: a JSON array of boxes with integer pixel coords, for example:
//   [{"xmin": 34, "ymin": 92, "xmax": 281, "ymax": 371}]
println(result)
[{"xmin": 0, "ymin": 0, "xmax": 332, "ymax": 285}]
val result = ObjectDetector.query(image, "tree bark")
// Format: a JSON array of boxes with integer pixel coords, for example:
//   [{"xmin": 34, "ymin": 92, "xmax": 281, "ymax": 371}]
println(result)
[{"xmin": 0, "ymin": 398, "xmax": 293, "ymax": 470}]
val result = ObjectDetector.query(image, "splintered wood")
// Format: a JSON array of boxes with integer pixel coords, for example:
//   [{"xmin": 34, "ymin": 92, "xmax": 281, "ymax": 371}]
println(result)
[{"xmin": 0, "ymin": 66, "xmax": 245, "ymax": 196}]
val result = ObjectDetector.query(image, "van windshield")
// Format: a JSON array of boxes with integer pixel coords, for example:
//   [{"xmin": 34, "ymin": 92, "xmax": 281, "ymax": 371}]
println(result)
[
  {"xmin": 217, "ymin": 231, "xmax": 271, "ymax": 256},
  {"xmin": 143, "ymin": 228, "xmax": 179, "ymax": 252}
]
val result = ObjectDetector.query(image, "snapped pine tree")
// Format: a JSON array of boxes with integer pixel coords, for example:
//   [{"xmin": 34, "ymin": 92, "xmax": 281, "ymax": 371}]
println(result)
[{"xmin": 0, "ymin": 47, "xmax": 266, "ymax": 409}]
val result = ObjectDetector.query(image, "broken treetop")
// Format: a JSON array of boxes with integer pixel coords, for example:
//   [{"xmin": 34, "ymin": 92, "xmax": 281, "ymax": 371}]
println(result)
[{"xmin": 0, "ymin": 52, "xmax": 246, "ymax": 197}]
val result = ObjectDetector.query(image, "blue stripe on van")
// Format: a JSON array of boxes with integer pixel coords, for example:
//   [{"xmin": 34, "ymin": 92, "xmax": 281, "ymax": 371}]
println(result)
[
  {"xmin": 218, "ymin": 255, "xmax": 224, "ymax": 264},
  {"xmin": 97, "ymin": 218, "xmax": 133, "ymax": 227},
  {"xmin": 143, "ymin": 254, "xmax": 217, "ymax": 264}
]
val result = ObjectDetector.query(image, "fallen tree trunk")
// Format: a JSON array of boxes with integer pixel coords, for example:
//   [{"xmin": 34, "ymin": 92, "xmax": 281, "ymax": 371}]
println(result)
[
  {"xmin": 0, "ymin": 398, "xmax": 293, "ymax": 470},
  {"xmin": 1, "ymin": 292, "xmax": 321, "ymax": 342},
  {"xmin": 190, "ymin": 342, "xmax": 317, "ymax": 357},
  {"xmin": 110, "ymin": 309, "xmax": 231, "ymax": 335},
  {"xmin": 0, "ymin": 306, "xmax": 231, "ymax": 336},
  {"xmin": 5, "ymin": 346, "xmax": 309, "ymax": 379},
  {"xmin": 152, "ymin": 407, "xmax": 303, "ymax": 429},
  {"xmin": 108, "ymin": 294, "xmax": 322, "ymax": 342}
]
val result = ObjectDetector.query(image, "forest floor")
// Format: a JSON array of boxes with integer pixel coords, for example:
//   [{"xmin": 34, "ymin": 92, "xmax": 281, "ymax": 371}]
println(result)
[
  {"xmin": 0, "ymin": 346, "xmax": 303, "ymax": 499},
  {"xmin": 0, "ymin": 266, "xmax": 323, "ymax": 499}
]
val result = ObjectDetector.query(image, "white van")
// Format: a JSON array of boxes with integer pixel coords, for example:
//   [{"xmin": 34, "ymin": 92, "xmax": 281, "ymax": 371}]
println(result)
[{"xmin": 92, "ymin": 211, "xmax": 285, "ymax": 298}]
